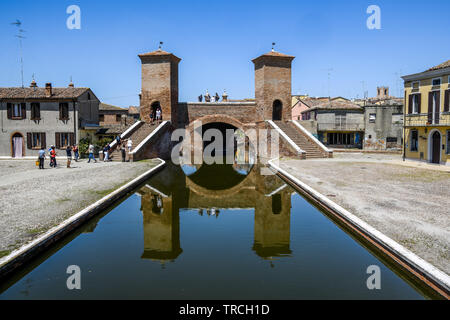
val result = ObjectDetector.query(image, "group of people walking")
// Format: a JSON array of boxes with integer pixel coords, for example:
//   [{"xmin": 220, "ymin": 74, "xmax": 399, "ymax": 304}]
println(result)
[
  {"xmin": 38, "ymin": 144, "xmax": 79, "ymax": 169},
  {"xmin": 36, "ymin": 134, "xmax": 136, "ymax": 169},
  {"xmin": 103, "ymin": 135, "xmax": 133, "ymax": 162}
]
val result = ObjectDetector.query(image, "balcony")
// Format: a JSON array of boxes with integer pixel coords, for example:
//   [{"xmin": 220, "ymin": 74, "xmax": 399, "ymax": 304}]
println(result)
[
  {"xmin": 317, "ymin": 123, "xmax": 364, "ymax": 132},
  {"xmin": 405, "ymin": 113, "xmax": 450, "ymax": 127}
]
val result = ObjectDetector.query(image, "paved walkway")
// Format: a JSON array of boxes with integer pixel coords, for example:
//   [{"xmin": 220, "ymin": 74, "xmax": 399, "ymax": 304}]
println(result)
[
  {"xmin": 280, "ymin": 153, "xmax": 450, "ymax": 274},
  {"xmin": 0, "ymin": 159, "xmax": 159, "ymax": 257}
]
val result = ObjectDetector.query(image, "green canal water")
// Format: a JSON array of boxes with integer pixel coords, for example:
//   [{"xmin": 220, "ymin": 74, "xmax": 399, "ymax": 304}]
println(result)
[{"xmin": 0, "ymin": 162, "xmax": 437, "ymax": 299}]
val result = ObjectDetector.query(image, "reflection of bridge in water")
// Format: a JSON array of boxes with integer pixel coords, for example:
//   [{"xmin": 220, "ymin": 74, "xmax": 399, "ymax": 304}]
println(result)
[{"xmin": 135, "ymin": 163, "xmax": 294, "ymax": 263}]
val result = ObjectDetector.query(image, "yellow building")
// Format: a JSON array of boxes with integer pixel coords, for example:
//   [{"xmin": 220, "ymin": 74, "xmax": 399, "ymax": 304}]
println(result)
[{"xmin": 402, "ymin": 60, "xmax": 450, "ymax": 165}]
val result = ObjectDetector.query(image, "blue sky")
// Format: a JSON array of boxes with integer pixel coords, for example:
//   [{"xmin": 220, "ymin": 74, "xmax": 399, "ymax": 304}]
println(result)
[{"xmin": 1, "ymin": 0, "xmax": 449, "ymax": 107}]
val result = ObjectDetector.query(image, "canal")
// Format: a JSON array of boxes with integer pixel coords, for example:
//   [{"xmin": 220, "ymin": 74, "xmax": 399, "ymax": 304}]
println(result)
[{"xmin": 0, "ymin": 161, "xmax": 438, "ymax": 299}]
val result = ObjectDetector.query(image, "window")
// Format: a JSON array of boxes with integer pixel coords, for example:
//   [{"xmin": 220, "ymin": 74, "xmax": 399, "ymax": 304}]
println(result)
[
  {"xmin": 447, "ymin": 131, "xmax": 450, "ymax": 154},
  {"xmin": 7, "ymin": 103, "xmax": 26, "ymax": 119},
  {"xmin": 116, "ymin": 114, "xmax": 121, "ymax": 122},
  {"xmin": 27, "ymin": 133, "xmax": 46, "ymax": 149},
  {"xmin": 409, "ymin": 94, "xmax": 421, "ymax": 114},
  {"xmin": 412, "ymin": 81, "xmax": 420, "ymax": 90},
  {"xmin": 432, "ymin": 78, "xmax": 441, "ymax": 87},
  {"xmin": 99, "ymin": 114, "xmax": 105, "ymax": 122},
  {"xmin": 410, "ymin": 130, "xmax": 418, "ymax": 152},
  {"xmin": 13, "ymin": 104, "xmax": 22, "ymax": 117},
  {"xmin": 445, "ymin": 89, "xmax": 450, "ymax": 112},
  {"xmin": 59, "ymin": 103, "xmax": 69, "ymax": 120},
  {"xmin": 412, "ymin": 94, "xmax": 420, "ymax": 113},
  {"xmin": 369, "ymin": 113, "xmax": 376, "ymax": 123},
  {"xmin": 386, "ymin": 137, "xmax": 398, "ymax": 143},
  {"xmin": 31, "ymin": 103, "xmax": 40, "ymax": 120},
  {"xmin": 335, "ymin": 113, "xmax": 346, "ymax": 128},
  {"xmin": 327, "ymin": 133, "xmax": 354, "ymax": 146},
  {"xmin": 55, "ymin": 132, "xmax": 74, "ymax": 148}
]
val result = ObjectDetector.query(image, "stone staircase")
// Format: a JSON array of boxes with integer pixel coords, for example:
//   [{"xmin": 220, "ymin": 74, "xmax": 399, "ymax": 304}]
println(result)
[
  {"xmin": 273, "ymin": 121, "xmax": 329, "ymax": 159},
  {"xmin": 109, "ymin": 122, "xmax": 163, "ymax": 162}
]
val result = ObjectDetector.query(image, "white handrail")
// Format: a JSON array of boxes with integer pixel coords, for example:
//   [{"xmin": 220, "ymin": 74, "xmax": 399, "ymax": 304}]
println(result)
[
  {"xmin": 267, "ymin": 120, "xmax": 305, "ymax": 155},
  {"xmin": 290, "ymin": 120, "xmax": 332, "ymax": 154},
  {"xmin": 109, "ymin": 120, "xmax": 143, "ymax": 149},
  {"xmin": 131, "ymin": 121, "xmax": 169, "ymax": 155}
]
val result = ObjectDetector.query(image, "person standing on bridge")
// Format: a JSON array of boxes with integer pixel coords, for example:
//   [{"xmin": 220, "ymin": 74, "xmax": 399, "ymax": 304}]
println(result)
[
  {"xmin": 215, "ymin": 92, "xmax": 220, "ymax": 102},
  {"xmin": 127, "ymin": 139, "xmax": 133, "ymax": 153},
  {"xmin": 156, "ymin": 108, "xmax": 162, "ymax": 123},
  {"xmin": 121, "ymin": 142, "xmax": 126, "ymax": 162}
]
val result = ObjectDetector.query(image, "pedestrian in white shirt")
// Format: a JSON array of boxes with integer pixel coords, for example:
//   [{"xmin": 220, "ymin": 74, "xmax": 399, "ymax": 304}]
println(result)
[{"xmin": 127, "ymin": 139, "xmax": 132, "ymax": 153}]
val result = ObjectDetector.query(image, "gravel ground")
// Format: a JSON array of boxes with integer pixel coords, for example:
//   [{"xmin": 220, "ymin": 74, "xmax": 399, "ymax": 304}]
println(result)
[
  {"xmin": 0, "ymin": 159, "xmax": 159, "ymax": 257},
  {"xmin": 280, "ymin": 153, "xmax": 450, "ymax": 274}
]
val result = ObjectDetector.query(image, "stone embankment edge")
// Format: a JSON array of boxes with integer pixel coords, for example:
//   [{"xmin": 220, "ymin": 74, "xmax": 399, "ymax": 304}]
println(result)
[
  {"xmin": 267, "ymin": 158, "xmax": 450, "ymax": 299},
  {"xmin": 0, "ymin": 158, "xmax": 166, "ymax": 281}
]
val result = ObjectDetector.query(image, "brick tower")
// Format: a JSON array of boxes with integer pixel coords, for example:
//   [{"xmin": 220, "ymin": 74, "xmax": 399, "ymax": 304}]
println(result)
[
  {"xmin": 252, "ymin": 50, "xmax": 295, "ymax": 122},
  {"xmin": 139, "ymin": 49, "xmax": 181, "ymax": 123}
]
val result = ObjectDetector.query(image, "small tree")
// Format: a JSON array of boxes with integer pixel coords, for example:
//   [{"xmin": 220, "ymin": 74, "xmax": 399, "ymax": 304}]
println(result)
[{"xmin": 78, "ymin": 137, "xmax": 90, "ymax": 157}]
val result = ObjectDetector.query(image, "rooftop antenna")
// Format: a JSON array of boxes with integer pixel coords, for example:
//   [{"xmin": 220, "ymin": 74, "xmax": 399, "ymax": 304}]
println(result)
[
  {"xmin": 12, "ymin": 20, "xmax": 26, "ymax": 88},
  {"xmin": 158, "ymin": 41, "xmax": 163, "ymax": 50},
  {"xmin": 321, "ymin": 68, "xmax": 333, "ymax": 98},
  {"xmin": 271, "ymin": 42, "xmax": 276, "ymax": 52}
]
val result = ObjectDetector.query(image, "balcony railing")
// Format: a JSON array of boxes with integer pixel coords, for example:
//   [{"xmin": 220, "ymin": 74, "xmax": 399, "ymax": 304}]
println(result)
[
  {"xmin": 405, "ymin": 113, "xmax": 450, "ymax": 127},
  {"xmin": 317, "ymin": 123, "xmax": 364, "ymax": 131}
]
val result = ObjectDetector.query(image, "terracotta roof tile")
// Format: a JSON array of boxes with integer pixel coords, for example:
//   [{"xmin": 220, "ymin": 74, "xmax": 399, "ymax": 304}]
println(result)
[
  {"xmin": 99, "ymin": 103, "xmax": 127, "ymax": 111},
  {"xmin": 427, "ymin": 59, "xmax": 450, "ymax": 71},
  {"xmin": 301, "ymin": 100, "xmax": 362, "ymax": 113},
  {"xmin": 0, "ymin": 87, "xmax": 90, "ymax": 99}
]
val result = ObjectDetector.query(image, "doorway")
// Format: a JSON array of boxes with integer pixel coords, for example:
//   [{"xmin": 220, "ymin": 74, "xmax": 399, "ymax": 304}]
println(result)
[
  {"xmin": 430, "ymin": 131, "xmax": 441, "ymax": 164},
  {"xmin": 151, "ymin": 101, "xmax": 161, "ymax": 123},
  {"xmin": 12, "ymin": 132, "xmax": 24, "ymax": 158},
  {"xmin": 272, "ymin": 100, "xmax": 282, "ymax": 121}
]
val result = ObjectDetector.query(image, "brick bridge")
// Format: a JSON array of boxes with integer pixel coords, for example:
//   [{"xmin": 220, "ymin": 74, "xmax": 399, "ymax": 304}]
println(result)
[{"xmin": 108, "ymin": 48, "xmax": 333, "ymax": 162}]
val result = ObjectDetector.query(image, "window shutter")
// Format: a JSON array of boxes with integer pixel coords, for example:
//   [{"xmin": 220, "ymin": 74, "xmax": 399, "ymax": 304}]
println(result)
[
  {"xmin": 31, "ymin": 103, "xmax": 41, "ymax": 120},
  {"xmin": 417, "ymin": 93, "xmax": 422, "ymax": 113},
  {"xmin": 27, "ymin": 133, "xmax": 32, "ymax": 149},
  {"xmin": 445, "ymin": 90, "xmax": 450, "ymax": 112},
  {"xmin": 7, "ymin": 103, "xmax": 12, "ymax": 119},
  {"xmin": 59, "ymin": 104, "xmax": 63, "ymax": 120},
  {"xmin": 55, "ymin": 133, "xmax": 61, "ymax": 149},
  {"xmin": 428, "ymin": 92, "xmax": 433, "ymax": 123},
  {"xmin": 41, "ymin": 133, "xmax": 46, "ymax": 149},
  {"xmin": 21, "ymin": 103, "xmax": 26, "ymax": 119},
  {"xmin": 69, "ymin": 133, "xmax": 75, "ymax": 146},
  {"xmin": 435, "ymin": 91, "xmax": 440, "ymax": 124},
  {"xmin": 408, "ymin": 95, "xmax": 413, "ymax": 114}
]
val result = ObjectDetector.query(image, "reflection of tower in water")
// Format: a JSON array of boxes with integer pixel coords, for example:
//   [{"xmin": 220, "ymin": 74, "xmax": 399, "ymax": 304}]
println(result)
[
  {"xmin": 253, "ymin": 174, "xmax": 292, "ymax": 261},
  {"xmin": 139, "ymin": 187, "xmax": 182, "ymax": 263}
]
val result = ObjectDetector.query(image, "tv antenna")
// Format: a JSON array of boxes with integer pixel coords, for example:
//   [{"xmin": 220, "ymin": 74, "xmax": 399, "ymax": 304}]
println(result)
[
  {"xmin": 322, "ymin": 68, "xmax": 333, "ymax": 98},
  {"xmin": 12, "ymin": 20, "xmax": 26, "ymax": 88}
]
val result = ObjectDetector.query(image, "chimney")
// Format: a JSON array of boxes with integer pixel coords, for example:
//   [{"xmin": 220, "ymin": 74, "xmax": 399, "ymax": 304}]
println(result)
[
  {"xmin": 68, "ymin": 82, "xmax": 74, "ymax": 88},
  {"xmin": 45, "ymin": 83, "xmax": 52, "ymax": 97},
  {"xmin": 30, "ymin": 80, "xmax": 37, "ymax": 88}
]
